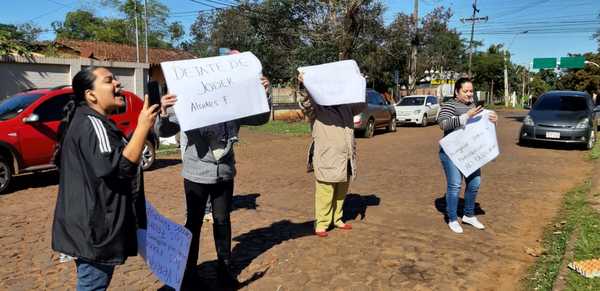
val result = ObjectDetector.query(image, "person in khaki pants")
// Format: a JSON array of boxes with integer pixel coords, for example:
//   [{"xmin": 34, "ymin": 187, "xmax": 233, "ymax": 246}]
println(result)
[{"xmin": 298, "ymin": 73, "xmax": 366, "ymax": 237}]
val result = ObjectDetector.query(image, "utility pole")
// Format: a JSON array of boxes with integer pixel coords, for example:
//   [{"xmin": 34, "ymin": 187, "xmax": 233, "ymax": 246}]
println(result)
[
  {"xmin": 522, "ymin": 69, "xmax": 526, "ymax": 105},
  {"xmin": 504, "ymin": 51, "xmax": 509, "ymax": 106},
  {"xmin": 503, "ymin": 31, "xmax": 528, "ymax": 107},
  {"xmin": 461, "ymin": 0, "xmax": 487, "ymax": 77},
  {"xmin": 490, "ymin": 79, "xmax": 494, "ymax": 103},
  {"xmin": 408, "ymin": 0, "xmax": 418, "ymax": 93},
  {"xmin": 133, "ymin": 0, "xmax": 140, "ymax": 62},
  {"xmin": 143, "ymin": 0, "xmax": 149, "ymax": 64}
]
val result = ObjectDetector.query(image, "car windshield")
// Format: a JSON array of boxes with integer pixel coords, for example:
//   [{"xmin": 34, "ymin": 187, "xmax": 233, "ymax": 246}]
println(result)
[
  {"xmin": 398, "ymin": 97, "xmax": 425, "ymax": 106},
  {"xmin": 533, "ymin": 95, "xmax": 588, "ymax": 112},
  {"xmin": 0, "ymin": 93, "xmax": 43, "ymax": 121}
]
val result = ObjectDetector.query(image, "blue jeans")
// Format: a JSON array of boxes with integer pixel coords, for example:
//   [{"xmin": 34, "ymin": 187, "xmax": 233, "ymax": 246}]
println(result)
[
  {"xmin": 75, "ymin": 259, "xmax": 115, "ymax": 291},
  {"xmin": 439, "ymin": 150, "xmax": 481, "ymax": 222}
]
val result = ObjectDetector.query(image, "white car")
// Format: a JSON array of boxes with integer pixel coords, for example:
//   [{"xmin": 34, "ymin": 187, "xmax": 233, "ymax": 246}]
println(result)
[{"xmin": 395, "ymin": 95, "xmax": 440, "ymax": 126}]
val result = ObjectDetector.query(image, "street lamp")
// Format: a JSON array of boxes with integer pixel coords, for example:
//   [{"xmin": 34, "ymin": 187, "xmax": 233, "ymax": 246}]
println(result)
[
  {"xmin": 504, "ymin": 30, "xmax": 529, "ymax": 106},
  {"xmin": 585, "ymin": 61, "xmax": 600, "ymax": 68}
]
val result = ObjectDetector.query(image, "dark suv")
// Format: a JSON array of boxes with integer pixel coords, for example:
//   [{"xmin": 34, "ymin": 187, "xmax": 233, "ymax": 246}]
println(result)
[
  {"xmin": 353, "ymin": 89, "xmax": 397, "ymax": 138},
  {"xmin": 0, "ymin": 86, "xmax": 158, "ymax": 193}
]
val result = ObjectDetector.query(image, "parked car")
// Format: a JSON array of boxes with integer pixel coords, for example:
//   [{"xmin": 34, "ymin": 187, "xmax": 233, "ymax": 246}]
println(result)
[
  {"xmin": 0, "ymin": 86, "xmax": 159, "ymax": 193},
  {"xmin": 519, "ymin": 90, "xmax": 598, "ymax": 149},
  {"xmin": 394, "ymin": 95, "xmax": 440, "ymax": 126},
  {"xmin": 353, "ymin": 89, "xmax": 396, "ymax": 138}
]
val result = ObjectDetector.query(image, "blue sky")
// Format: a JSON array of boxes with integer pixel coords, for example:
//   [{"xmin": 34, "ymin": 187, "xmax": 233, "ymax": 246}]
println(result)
[{"xmin": 3, "ymin": 0, "xmax": 599, "ymax": 67}]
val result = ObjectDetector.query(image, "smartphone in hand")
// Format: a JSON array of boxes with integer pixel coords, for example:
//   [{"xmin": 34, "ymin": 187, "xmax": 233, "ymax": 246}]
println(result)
[
  {"xmin": 147, "ymin": 81, "xmax": 161, "ymax": 111},
  {"xmin": 476, "ymin": 100, "xmax": 485, "ymax": 107}
]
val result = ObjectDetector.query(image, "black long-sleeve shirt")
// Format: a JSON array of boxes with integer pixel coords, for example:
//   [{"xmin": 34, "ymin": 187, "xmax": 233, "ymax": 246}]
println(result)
[{"xmin": 52, "ymin": 105, "xmax": 145, "ymax": 265}]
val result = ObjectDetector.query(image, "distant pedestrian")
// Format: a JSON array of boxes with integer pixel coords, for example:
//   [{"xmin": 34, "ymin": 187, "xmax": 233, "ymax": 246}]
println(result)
[
  {"xmin": 437, "ymin": 77, "xmax": 497, "ymax": 233},
  {"xmin": 51, "ymin": 67, "xmax": 158, "ymax": 290}
]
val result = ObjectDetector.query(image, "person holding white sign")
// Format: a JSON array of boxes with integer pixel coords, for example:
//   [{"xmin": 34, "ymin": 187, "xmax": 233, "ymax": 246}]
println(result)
[
  {"xmin": 155, "ymin": 74, "xmax": 271, "ymax": 287},
  {"xmin": 437, "ymin": 77, "xmax": 498, "ymax": 234},
  {"xmin": 298, "ymin": 72, "xmax": 366, "ymax": 237}
]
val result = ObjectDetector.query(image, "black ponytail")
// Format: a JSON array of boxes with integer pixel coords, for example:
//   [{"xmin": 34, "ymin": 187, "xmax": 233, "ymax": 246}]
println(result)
[
  {"xmin": 453, "ymin": 77, "xmax": 472, "ymax": 98},
  {"xmin": 52, "ymin": 67, "xmax": 99, "ymax": 167}
]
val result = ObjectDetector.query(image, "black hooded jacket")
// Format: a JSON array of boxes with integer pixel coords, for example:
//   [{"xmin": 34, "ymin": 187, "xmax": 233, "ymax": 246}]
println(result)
[{"xmin": 51, "ymin": 105, "xmax": 146, "ymax": 265}]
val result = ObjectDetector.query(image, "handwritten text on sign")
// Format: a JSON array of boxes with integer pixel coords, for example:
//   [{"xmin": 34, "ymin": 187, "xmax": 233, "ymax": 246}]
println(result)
[
  {"xmin": 298, "ymin": 60, "xmax": 366, "ymax": 106},
  {"xmin": 161, "ymin": 52, "xmax": 269, "ymax": 131},
  {"xmin": 137, "ymin": 201, "xmax": 192, "ymax": 291},
  {"xmin": 439, "ymin": 110, "xmax": 499, "ymax": 177}
]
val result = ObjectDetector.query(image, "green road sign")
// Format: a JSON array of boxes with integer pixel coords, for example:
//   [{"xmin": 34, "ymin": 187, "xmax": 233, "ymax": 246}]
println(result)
[
  {"xmin": 560, "ymin": 56, "xmax": 585, "ymax": 69},
  {"xmin": 533, "ymin": 58, "xmax": 557, "ymax": 69}
]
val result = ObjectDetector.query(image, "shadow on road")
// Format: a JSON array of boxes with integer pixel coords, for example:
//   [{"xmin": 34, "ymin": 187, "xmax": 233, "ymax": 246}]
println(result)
[
  {"xmin": 184, "ymin": 220, "xmax": 314, "ymax": 290},
  {"xmin": 342, "ymin": 193, "xmax": 381, "ymax": 221},
  {"xmin": 504, "ymin": 115, "xmax": 526, "ymax": 122},
  {"xmin": 148, "ymin": 158, "xmax": 181, "ymax": 171},
  {"xmin": 2, "ymin": 171, "xmax": 58, "ymax": 195},
  {"xmin": 517, "ymin": 140, "xmax": 588, "ymax": 151},
  {"xmin": 434, "ymin": 196, "xmax": 486, "ymax": 223},
  {"xmin": 232, "ymin": 193, "xmax": 260, "ymax": 211}
]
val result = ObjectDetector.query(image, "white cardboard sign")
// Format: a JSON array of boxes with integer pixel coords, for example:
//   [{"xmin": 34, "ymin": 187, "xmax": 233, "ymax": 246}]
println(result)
[
  {"xmin": 298, "ymin": 60, "xmax": 366, "ymax": 106},
  {"xmin": 439, "ymin": 110, "xmax": 499, "ymax": 177},
  {"xmin": 161, "ymin": 52, "xmax": 269, "ymax": 131}
]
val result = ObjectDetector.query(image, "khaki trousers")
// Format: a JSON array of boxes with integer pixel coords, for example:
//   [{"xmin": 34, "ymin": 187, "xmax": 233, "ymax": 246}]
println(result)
[{"xmin": 314, "ymin": 180, "xmax": 349, "ymax": 231}]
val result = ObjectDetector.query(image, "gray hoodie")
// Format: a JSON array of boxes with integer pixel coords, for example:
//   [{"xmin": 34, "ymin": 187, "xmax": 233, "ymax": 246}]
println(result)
[{"xmin": 155, "ymin": 102, "xmax": 271, "ymax": 184}]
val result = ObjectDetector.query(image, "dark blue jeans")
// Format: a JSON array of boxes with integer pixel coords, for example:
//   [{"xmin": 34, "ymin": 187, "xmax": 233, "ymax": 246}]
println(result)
[
  {"xmin": 75, "ymin": 259, "xmax": 115, "ymax": 291},
  {"xmin": 439, "ymin": 150, "xmax": 481, "ymax": 222}
]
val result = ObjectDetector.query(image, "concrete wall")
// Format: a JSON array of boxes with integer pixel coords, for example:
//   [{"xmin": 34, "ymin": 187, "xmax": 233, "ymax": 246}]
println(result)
[{"xmin": 0, "ymin": 55, "xmax": 150, "ymax": 99}]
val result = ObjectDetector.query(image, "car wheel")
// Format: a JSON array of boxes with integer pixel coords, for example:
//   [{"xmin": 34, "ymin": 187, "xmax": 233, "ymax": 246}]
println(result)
[
  {"xmin": 363, "ymin": 118, "xmax": 375, "ymax": 138},
  {"xmin": 387, "ymin": 117, "xmax": 397, "ymax": 132},
  {"xmin": 141, "ymin": 140, "xmax": 156, "ymax": 170},
  {"xmin": 421, "ymin": 115, "xmax": 428, "ymax": 127},
  {"xmin": 0, "ymin": 158, "xmax": 13, "ymax": 194},
  {"xmin": 518, "ymin": 137, "xmax": 529, "ymax": 147},
  {"xmin": 586, "ymin": 129, "xmax": 596, "ymax": 150}
]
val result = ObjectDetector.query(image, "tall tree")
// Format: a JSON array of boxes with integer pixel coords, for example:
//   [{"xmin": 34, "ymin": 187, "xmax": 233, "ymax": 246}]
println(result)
[
  {"xmin": 418, "ymin": 7, "xmax": 465, "ymax": 75},
  {"xmin": 556, "ymin": 52, "xmax": 600, "ymax": 95},
  {"xmin": 0, "ymin": 23, "xmax": 41, "ymax": 56},
  {"xmin": 471, "ymin": 44, "xmax": 505, "ymax": 97},
  {"xmin": 53, "ymin": 1, "xmax": 183, "ymax": 48}
]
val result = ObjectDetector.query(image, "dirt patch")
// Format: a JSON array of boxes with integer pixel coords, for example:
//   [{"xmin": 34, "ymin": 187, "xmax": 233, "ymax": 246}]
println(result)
[{"xmin": 0, "ymin": 111, "xmax": 590, "ymax": 290}]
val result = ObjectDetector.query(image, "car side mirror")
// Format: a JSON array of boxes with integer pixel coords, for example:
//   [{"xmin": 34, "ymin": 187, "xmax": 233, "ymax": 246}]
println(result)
[
  {"xmin": 23, "ymin": 114, "xmax": 40, "ymax": 123},
  {"xmin": 426, "ymin": 102, "xmax": 432, "ymax": 106},
  {"xmin": 594, "ymin": 105, "xmax": 600, "ymax": 112}
]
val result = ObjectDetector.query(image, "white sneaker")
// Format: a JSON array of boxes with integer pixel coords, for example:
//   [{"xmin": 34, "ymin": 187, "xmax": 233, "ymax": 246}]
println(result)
[
  {"xmin": 448, "ymin": 221, "xmax": 463, "ymax": 233},
  {"xmin": 462, "ymin": 216, "xmax": 485, "ymax": 230}
]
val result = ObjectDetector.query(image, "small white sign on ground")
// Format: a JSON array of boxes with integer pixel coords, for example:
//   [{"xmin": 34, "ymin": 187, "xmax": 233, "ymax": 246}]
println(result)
[
  {"xmin": 161, "ymin": 52, "xmax": 269, "ymax": 132},
  {"xmin": 137, "ymin": 201, "xmax": 192, "ymax": 291},
  {"xmin": 298, "ymin": 60, "xmax": 366, "ymax": 106},
  {"xmin": 439, "ymin": 110, "xmax": 499, "ymax": 177}
]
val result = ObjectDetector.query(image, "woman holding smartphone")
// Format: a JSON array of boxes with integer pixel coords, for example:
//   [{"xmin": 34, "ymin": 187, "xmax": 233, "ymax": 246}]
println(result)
[{"xmin": 437, "ymin": 77, "xmax": 497, "ymax": 234}]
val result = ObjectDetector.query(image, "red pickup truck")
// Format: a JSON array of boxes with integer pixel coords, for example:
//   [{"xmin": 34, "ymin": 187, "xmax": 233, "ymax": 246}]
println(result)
[{"xmin": 0, "ymin": 86, "xmax": 158, "ymax": 193}]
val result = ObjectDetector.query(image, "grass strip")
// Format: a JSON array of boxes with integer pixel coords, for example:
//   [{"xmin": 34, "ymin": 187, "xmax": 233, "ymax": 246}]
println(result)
[{"xmin": 245, "ymin": 120, "xmax": 310, "ymax": 136}]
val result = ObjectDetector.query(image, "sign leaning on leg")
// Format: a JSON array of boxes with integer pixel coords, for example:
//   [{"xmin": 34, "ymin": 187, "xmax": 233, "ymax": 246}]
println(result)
[{"xmin": 137, "ymin": 201, "xmax": 192, "ymax": 291}]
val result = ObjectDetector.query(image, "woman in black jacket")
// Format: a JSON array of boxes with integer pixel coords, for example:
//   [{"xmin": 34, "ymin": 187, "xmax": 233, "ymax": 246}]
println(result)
[{"xmin": 51, "ymin": 67, "xmax": 158, "ymax": 290}]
